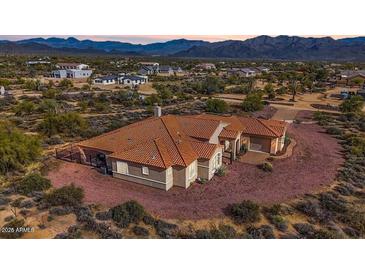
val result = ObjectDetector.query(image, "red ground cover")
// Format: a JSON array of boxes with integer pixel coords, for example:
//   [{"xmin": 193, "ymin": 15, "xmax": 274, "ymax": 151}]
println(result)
[{"xmin": 48, "ymin": 121, "xmax": 344, "ymax": 220}]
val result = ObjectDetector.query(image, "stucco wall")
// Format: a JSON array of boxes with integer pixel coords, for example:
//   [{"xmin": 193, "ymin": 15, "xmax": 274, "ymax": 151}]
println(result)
[{"xmin": 111, "ymin": 160, "xmax": 171, "ymax": 190}]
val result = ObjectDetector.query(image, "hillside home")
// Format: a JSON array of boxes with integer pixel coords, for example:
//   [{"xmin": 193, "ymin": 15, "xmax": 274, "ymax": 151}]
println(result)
[
  {"xmin": 76, "ymin": 109, "xmax": 287, "ymax": 191},
  {"xmin": 158, "ymin": 66, "xmax": 183, "ymax": 75},
  {"xmin": 227, "ymin": 68, "xmax": 257, "ymax": 77}
]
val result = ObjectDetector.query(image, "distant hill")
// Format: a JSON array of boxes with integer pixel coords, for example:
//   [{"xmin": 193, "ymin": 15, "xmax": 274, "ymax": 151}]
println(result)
[
  {"xmin": 15, "ymin": 37, "xmax": 209, "ymax": 55},
  {"xmin": 173, "ymin": 35, "xmax": 365, "ymax": 61},
  {"xmin": 1, "ymin": 35, "xmax": 365, "ymax": 60}
]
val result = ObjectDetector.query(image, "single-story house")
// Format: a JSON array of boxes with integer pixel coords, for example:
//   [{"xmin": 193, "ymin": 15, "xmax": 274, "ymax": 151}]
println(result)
[
  {"xmin": 119, "ymin": 75, "xmax": 148, "ymax": 86},
  {"xmin": 50, "ymin": 69, "xmax": 92, "ymax": 79},
  {"xmin": 76, "ymin": 110, "xmax": 287, "ymax": 191},
  {"xmin": 227, "ymin": 68, "xmax": 257, "ymax": 77},
  {"xmin": 94, "ymin": 75, "xmax": 118, "ymax": 85},
  {"xmin": 139, "ymin": 65, "xmax": 159, "ymax": 75},
  {"xmin": 56, "ymin": 63, "xmax": 89, "ymax": 70}
]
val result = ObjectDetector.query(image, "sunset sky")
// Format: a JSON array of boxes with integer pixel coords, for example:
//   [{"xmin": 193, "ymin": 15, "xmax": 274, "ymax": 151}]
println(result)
[{"xmin": 0, "ymin": 35, "xmax": 358, "ymax": 44}]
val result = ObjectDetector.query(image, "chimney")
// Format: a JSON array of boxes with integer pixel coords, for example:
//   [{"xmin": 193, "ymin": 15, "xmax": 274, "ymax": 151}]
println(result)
[{"xmin": 153, "ymin": 104, "xmax": 162, "ymax": 117}]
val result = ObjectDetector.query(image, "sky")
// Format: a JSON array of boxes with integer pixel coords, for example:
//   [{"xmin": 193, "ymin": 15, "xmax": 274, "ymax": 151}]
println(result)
[{"xmin": 0, "ymin": 35, "xmax": 358, "ymax": 45}]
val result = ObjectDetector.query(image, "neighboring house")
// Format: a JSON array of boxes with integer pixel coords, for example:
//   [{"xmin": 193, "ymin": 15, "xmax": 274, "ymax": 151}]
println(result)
[
  {"xmin": 158, "ymin": 66, "xmax": 183, "ymax": 75},
  {"xmin": 119, "ymin": 75, "xmax": 148, "ymax": 86},
  {"xmin": 50, "ymin": 68, "xmax": 92, "ymax": 79},
  {"xmin": 139, "ymin": 65, "xmax": 158, "ymax": 75},
  {"xmin": 257, "ymin": 66, "xmax": 270, "ymax": 73},
  {"xmin": 26, "ymin": 60, "xmax": 51, "ymax": 65},
  {"xmin": 139, "ymin": 62, "xmax": 159, "ymax": 67},
  {"xmin": 357, "ymin": 89, "xmax": 365, "ymax": 99},
  {"xmin": 196, "ymin": 63, "xmax": 216, "ymax": 70},
  {"xmin": 227, "ymin": 68, "xmax": 257, "ymax": 77},
  {"xmin": 56, "ymin": 63, "xmax": 89, "ymax": 70},
  {"xmin": 76, "ymin": 110, "xmax": 287, "ymax": 191},
  {"xmin": 93, "ymin": 75, "xmax": 118, "ymax": 85}
]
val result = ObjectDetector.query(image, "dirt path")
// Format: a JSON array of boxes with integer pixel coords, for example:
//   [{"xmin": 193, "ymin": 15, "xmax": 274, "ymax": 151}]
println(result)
[{"xmin": 47, "ymin": 115, "xmax": 344, "ymax": 220}]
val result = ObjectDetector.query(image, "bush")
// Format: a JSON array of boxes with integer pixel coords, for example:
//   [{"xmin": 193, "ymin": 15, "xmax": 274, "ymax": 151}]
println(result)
[
  {"xmin": 326, "ymin": 127, "xmax": 343, "ymax": 136},
  {"xmin": 0, "ymin": 121, "xmax": 41, "ymax": 175},
  {"xmin": 44, "ymin": 184, "xmax": 84, "ymax": 206},
  {"xmin": 229, "ymin": 200, "xmax": 261, "ymax": 224},
  {"xmin": 340, "ymin": 96, "xmax": 364, "ymax": 114},
  {"xmin": 242, "ymin": 92, "xmax": 264, "ymax": 112},
  {"xmin": 17, "ymin": 173, "xmax": 51, "ymax": 195},
  {"xmin": 205, "ymin": 98, "xmax": 228, "ymax": 113},
  {"xmin": 111, "ymin": 201, "xmax": 145, "ymax": 228},
  {"xmin": 319, "ymin": 192, "xmax": 348, "ymax": 214},
  {"xmin": 132, "ymin": 226, "xmax": 149, "ymax": 237},
  {"xmin": 258, "ymin": 162, "xmax": 273, "ymax": 172},
  {"xmin": 215, "ymin": 166, "xmax": 226, "ymax": 176},
  {"xmin": 210, "ymin": 224, "xmax": 237, "ymax": 239},
  {"xmin": 246, "ymin": 225, "xmax": 275, "ymax": 239},
  {"xmin": 269, "ymin": 215, "xmax": 288, "ymax": 232}
]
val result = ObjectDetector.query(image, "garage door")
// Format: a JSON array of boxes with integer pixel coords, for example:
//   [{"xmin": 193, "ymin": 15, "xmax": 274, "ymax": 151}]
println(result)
[{"xmin": 249, "ymin": 137, "xmax": 271, "ymax": 153}]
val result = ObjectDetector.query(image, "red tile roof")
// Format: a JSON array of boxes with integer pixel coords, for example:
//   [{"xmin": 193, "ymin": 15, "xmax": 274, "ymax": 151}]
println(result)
[{"xmin": 78, "ymin": 114, "xmax": 286, "ymax": 168}]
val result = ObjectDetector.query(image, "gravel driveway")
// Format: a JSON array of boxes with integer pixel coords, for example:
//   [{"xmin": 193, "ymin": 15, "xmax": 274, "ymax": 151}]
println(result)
[{"xmin": 48, "ymin": 118, "xmax": 344, "ymax": 220}]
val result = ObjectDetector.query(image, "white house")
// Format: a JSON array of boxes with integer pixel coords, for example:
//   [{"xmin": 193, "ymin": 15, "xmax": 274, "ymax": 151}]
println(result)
[
  {"xmin": 93, "ymin": 75, "xmax": 118, "ymax": 85},
  {"xmin": 119, "ymin": 75, "xmax": 148, "ymax": 86},
  {"xmin": 56, "ymin": 63, "xmax": 89, "ymax": 70}
]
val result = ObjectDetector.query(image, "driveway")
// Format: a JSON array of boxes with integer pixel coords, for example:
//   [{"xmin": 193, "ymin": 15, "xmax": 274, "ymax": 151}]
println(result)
[{"xmin": 48, "ymin": 114, "xmax": 344, "ymax": 220}]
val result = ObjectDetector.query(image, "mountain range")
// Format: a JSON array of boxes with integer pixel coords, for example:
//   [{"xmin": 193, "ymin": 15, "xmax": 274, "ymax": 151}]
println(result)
[{"xmin": 1, "ymin": 36, "xmax": 365, "ymax": 61}]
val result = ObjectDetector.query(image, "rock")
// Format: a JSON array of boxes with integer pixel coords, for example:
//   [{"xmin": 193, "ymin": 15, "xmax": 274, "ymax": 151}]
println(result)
[{"xmin": 19, "ymin": 199, "xmax": 34, "ymax": 209}]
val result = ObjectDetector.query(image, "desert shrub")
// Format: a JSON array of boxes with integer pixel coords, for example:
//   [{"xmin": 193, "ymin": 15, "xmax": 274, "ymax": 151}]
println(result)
[
  {"xmin": 215, "ymin": 166, "xmax": 226, "ymax": 176},
  {"xmin": 313, "ymin": 111, "xmax": 332, "ymax": 126},
  {"xmin": 44, "ymin": 184, "xmax": 84, "ymax": 206},
  {"xmin": 39, "ymin": 112, "xmax": 88, "ymax": 138},
  {"xmin": 205, "ymin": 98, "xmax": 228, "ymax": 113},
  {"xmin": 340, "ymin": 95, "xmax": 364, "ymax": 114},
  {"xmin": 0, "ymin": 218, "xmax": 25, "ymax": 239},
  {"xmin": 337, "ymin": 210, "xmax": 365, "ymax": 237},
  {"xmin": 17, "ymin": 173, "xmax": 51, "ymax": 195},
  {"xmin": 246, "ymin": 225, "xmax": 275, "ymax": 239},
  {"xmin": 111, "ymin": 201, "xmax": 145, "ymax": 228},
  {"xmin": 242, "ymin": 92, "xmax": 264, "ymax": 112},
  {"xmin": 210, "ymin": 224, "xmax": 237, "ymax": 239},
  {"xmin": 295, "ymin": 199, "xmax": 333, "ymax": 223},
  {"xmin": 132, "ymin": 226, "xmax": 149, "ymax": 237},
  {"xmin": 142, "ymin": 215, "xmax": 156, "ymax": 226},
  {"xmin": 154, "ymin": 220, "xmax": 178, "ymax": 238},
  {"xmin": 293, "ymin": 223, "xmax": 316, "ymax": 239},
  {"xmin": 258, "ymin": 162, "xmax": 273, "ymax": 172},
  {"xmin": 14, "ymin": 100, "xmax": 36, "ymax": 116},
  {"xmin": 95, "ymin": 210, "xmax": 112, "ymax": 221},
  {"xmin": 270, "ymin": 215, "xmax": 288, "ymax": 232},
  {"xmin": 195, "ymin": 229, "xmax": 213, "ymax": 239},
  {"xmin": 319, "ymin": 192, "xmax": 348, "ymax": 214},
  {"xmin": 0, "ymin": 121, "xmax": 41, "ymax": 175},
  {"xmin": 229, "ymin": 200, "xmax": 261, "ymax": 224},
  {"xmin": 326, "ymin": 127, "xmax": 343, "ymax": 136}
]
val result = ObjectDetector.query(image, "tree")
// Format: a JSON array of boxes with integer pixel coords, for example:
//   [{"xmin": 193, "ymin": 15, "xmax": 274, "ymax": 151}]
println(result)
[
  {"xmin": 288, "ymin": 80, "xmax": 300, "ymax": 101},
  {"xmin": 201, "ymin": 76, "xmax": 224, "ymax": 94},
  {"xmin": 0, "ymin": 121, "xmax": 41, "ymax": 175},
  {"xmin": 339, "ymin": 95, "xmax": 364, "ymax": 113},
  {"xmin": 242, "ymin": 92, "xmax": 264, "ymax": 112},
  {"xmin": 206, "ymin": 98, "xmax": 228, "ymax": 113},
  {"xmin": 264, "ymin": 83, "xmax": 275, "ymax": 100},
  {"xmin": 38, "ymin": 99, "xmax": 59, "ymax": 114}
]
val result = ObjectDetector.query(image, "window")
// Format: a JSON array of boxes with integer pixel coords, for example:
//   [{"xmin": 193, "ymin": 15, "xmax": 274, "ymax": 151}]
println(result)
[
  {"xmin": 116, "ymin": 161, "xmax": 128, "ymax": 174},
  {"xmin": 188, "ymin": 163, "xmax": 196, "ymax": 179},
  {"xmin": 142, "ymin": 166, "xmax": 149, "ymax": 175}
]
